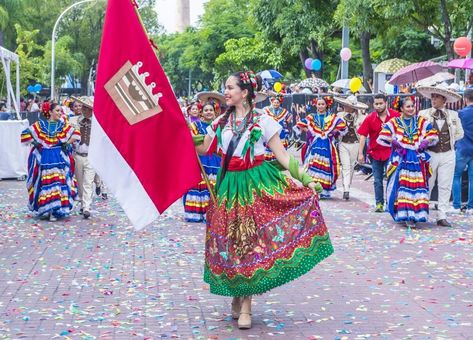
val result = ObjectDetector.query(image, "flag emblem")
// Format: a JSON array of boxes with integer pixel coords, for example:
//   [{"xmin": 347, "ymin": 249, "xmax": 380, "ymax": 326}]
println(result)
[{"xmin": 105, "ymin": 60, "xmax": 163, "ymax": 125}]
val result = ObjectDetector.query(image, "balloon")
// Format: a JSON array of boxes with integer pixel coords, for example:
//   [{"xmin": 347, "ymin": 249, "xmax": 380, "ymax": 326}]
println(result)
[
  {"xmin": 340, "ymin": 47, "xmax": 352, "ymax": 61},
  {"xmin": 274, "ymin": 82, "xmax": 282, "ymax": 93},
  {"xmin": 311, "ymin": 59, "xmax": 322, "ymax": 71},
  {"xmin": 33, "ymin": 84, "xmax": 42, "ymax": 93},
  {"xmin": 304, "ymin": 58, "xmax": 313, "ymax": 69},
  {"xmin": 453, "ymin": 37, "xmax": 472, "ymax": 57},
  {"xmin": 27, "ymin": 85, "xmax": 34, "ymax": 93},
  {"xmin": 349, "ymin": 77, "xmax": 362, "ymax": 93}
]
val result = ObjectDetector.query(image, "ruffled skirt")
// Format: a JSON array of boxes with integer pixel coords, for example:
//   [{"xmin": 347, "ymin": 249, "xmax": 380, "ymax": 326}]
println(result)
[{"xmin": 204, "ymin": 161, "xmax": 333, "ymax": 296}]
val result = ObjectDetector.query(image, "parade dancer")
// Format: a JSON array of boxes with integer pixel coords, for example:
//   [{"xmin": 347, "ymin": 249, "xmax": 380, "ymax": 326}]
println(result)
[
  {"xmin": 69, "ymin": 96, "xmax": 97, "ymax": 219},
  {"xmin": 263, "ymin": 94, "xmax": 291, "ymax": 163},
  {"xmin": 21, "ymin": 103, "xmax": 80, "ymax": 221},
  {"xmin": 187, "ymin": 101, "xmax": 202, "ymax": 124},
  {"xmin": 357, "ymin": 94, "xmax": 400, "ymax": 212},
  {"xmin": 418, "ymin": 84, "xmax": 463, "ymax": 227},
  {"xmin": 377, "ymin": 96, "xmax": 438, "ymax": 228},
  {"xmin": 184, "ymin": 92, "xmax": 224, "ymax": 222},
  {"xmin": 193, "ymin": 71, "xmax": 332, "ymax": 329},
  {"xmin": 334, "ymin": 95, "xmax": 368, "ymax": 200},
  {"xmin": 297, "ymin": 97, "xmax": 347, "ymax": 198}
]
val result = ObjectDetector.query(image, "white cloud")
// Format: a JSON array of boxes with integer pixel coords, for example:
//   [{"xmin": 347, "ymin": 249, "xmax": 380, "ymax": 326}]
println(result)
[{"xmin": 155, "ymin": 0, "xmax": 208, "ymax": 33}]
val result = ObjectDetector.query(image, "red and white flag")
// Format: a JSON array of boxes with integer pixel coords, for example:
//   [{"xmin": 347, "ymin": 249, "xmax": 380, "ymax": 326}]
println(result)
[{"xmin": 89, "ymin": 0, "xmax": 201, "ymax": 230}]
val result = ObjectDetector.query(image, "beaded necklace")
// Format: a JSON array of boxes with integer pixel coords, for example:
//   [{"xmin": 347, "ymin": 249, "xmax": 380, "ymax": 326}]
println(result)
[
  {"xmin": 399, "ymin": 116, "xmax": 417, "ymax": 143},
  {"xmin": 231, "ymin": 110, "xmax": 253, "ymax": 137}
]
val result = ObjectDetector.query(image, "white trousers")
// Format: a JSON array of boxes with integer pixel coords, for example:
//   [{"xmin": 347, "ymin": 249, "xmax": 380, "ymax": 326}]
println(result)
[
  {"xmin": 428, "ymin": 150, "xmax": 455, "ymax": 220},
  {"xmin": 74, "ymin": 154, "xmax": 96, "ymax": 211},
  {"xmin": 339, "ymin": 142, "xmax": 359, "ymax": 192}
]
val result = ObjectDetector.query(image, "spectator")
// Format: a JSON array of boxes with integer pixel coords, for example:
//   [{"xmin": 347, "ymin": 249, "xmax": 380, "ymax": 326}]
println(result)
[
  {"xmin": 20, "ymin": 97, "xmax": 26, "ymax": 112},
  {"xmin": 452, "ymin": 88, "xmax": 473, "ymax": 214},
  {"xmin": 357, "ymin": 93, "xmax": 400, "ymax": 212},
  {"xmin": 29, "ymin": 98, "xmax": 40, "ymax": 113}
]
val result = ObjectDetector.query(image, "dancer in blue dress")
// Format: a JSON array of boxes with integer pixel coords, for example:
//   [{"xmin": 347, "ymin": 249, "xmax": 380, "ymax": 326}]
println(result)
[
  {"xmin": 377, "ymin": 96, "xmax": 439, "ymax": 227},
  {"xmin": 183, "ymin": 92, "xmax": 224, "ymax": 222}
]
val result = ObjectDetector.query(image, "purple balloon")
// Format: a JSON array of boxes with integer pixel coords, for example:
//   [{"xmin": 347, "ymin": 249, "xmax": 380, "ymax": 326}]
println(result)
[{"xmin": 304, "ymin": 58, "xmax": 313, "ymax": 69}]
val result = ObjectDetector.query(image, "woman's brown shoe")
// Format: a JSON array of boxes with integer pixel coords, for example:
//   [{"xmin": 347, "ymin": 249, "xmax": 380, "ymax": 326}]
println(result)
[
  {"xmin": 238, "ymin": 312, "xmax": 252, "ymax": 329},
  {"xmin": 231, "ymin": 297, "xmax": 241, "ymax": 319},
  {"xmin": 238, "ymin": 296, "xmax": 252, "ymax": 329}
]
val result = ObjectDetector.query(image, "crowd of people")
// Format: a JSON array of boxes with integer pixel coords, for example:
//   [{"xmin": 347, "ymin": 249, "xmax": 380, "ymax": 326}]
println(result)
[
  {"xmin": 182, "ymin": 80, "xmax": 473, "ymax": 230},
  {"xmin": 14, "ymin": 70, "xmax": 473, "ymax": 330}
]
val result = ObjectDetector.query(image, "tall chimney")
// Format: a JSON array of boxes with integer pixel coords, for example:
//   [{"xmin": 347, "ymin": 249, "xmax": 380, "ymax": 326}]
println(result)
[{"xmin": 176, "ymin": 0, "xmax": 190, "ymax": 33}]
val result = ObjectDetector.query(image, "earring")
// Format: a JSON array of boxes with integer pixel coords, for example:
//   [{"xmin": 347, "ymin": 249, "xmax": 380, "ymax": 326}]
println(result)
[{"xmin": 243, "ymin": 101, "xmax": 249, "ymax": 109}]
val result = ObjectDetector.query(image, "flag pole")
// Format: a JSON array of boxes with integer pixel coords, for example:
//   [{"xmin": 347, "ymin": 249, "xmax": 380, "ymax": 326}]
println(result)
[
  {"xmin": 139, "ymin": 9, "xmax": 216, "ymax": 205},
  {"xmin": 195, "ymin": 152, "xmax": 217, "ymax": 204}
]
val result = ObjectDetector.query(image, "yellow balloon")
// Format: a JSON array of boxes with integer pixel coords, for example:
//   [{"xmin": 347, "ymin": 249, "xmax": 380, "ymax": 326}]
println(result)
[
  {"xmin": 274, "ymin": 82, "xmax": 282, "ymax": 93},
  {"xmin": 349, "ymin": 78, "xmax": 362, "ymax": 93}
]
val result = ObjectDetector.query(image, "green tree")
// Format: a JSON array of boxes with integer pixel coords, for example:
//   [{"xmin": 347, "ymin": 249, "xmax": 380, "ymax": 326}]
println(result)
[
  {"xmin": 214, "ymin": 33, "xmax": 283, "ymax": 76},
  {"xmin": 13, "ymin": 24, "xmax": 45, "ymax": 95},
  {"xmin": 41, "ymin": 35, "xmax": 84, "ymax": 95},
  {"xmin": 252, "ymin": 0, "xmax": 339, "ymax": 78},
  {"xmin": 0, "ymin": 0, "xmax": 26, "ymax": 49},
  {"xmin": 157, "ymin": 0, "xmax": 258, "ymax": 94},
  {"xmin": 375, "ymin": 0, "xmax": 473, "ymax": 60},
  {"xmin": 334, "ymin": 0, "xmax": 385, "ymax": 91}
]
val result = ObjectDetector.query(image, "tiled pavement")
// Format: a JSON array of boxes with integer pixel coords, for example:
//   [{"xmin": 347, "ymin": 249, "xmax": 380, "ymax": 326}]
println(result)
[{"xmin": 0, "ymin": 173, "xmax": 472, "ymax": 339}]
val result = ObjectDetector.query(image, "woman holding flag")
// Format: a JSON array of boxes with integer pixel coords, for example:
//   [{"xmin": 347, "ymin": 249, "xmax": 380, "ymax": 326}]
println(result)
[{"xmin": 193, "ymin": 71, "xmax": 333, "ymax": 329}]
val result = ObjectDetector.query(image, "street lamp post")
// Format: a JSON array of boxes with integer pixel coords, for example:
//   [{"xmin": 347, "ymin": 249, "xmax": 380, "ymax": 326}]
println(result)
[{"xmin": 50, "ymin": 0, "xmax": 96, "ymax": 100}]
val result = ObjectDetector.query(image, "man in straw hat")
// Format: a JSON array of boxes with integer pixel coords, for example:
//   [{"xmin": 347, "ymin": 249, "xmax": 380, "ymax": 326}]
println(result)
[
  {"xmin": 334, "ymin": 95, "xmax": 367, "ymax": 200},
  {"xmin": 418, "ymin": 84, "xmax": 464, "ymax": 227},
  {"xmin": 69, "ymin": 96, "xmax": 103, "ymax": 219}
]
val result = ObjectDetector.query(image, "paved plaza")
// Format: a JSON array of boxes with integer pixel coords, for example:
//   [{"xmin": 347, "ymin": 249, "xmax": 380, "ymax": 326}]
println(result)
[{"xmin": 0, "ymin": 173, "xmax": 472, "ymax": 339}]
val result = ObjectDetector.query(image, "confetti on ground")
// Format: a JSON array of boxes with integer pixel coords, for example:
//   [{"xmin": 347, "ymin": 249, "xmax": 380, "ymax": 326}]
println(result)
[{"xmin": 0, "ymin": 170, "xmax": 472, "ymax": 338}]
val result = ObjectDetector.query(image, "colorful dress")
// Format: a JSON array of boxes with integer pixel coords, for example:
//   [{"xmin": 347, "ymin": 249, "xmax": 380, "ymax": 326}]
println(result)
[
  {"xmin": 21, "ymin": 120, "xmax": 81, "ymax": 218},
  {"xmin": 184, "ymin": 120, "xmax": 221, "ymax": 222},
  {"xmin": 297, "ymin": 113, "xmax": 347, "ymax": 197},
  {"xmin": 263, "ymin": 106, "xmax": 291, "ymax": 162},
  {"xmin": 204, "ymin": 110, "xmax": 333, "ymax": 297},
  {"xmin": 377, "ymin": 116, "xmax": 438, "ymax": 223}
]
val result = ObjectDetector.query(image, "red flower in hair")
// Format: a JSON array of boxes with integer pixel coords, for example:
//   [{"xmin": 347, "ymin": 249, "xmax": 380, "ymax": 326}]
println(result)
[
  {"xmin": 41, "ymin": 101, "xmax": 50, "ymax": 114},
  {"xmin": 323, "ymin": 96, "xmax": 334, "ymax": 108}
]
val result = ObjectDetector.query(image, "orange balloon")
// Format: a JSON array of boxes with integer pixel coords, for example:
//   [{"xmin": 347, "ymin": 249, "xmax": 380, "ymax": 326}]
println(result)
[{"xmin": 454, "ymin": 37, "xmax": 472, "ymax": 57}]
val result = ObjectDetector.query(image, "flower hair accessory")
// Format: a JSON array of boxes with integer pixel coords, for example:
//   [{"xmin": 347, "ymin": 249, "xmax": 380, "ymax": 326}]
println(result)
[
  {"xmin": 322, "ymin": 96, "xmax": 334, "ymax": 108},
  {"xmin": 41, "ymin": 101, "xmax": 51, "ymax": 114},
  {"xmin": 392, "ymin": 95, "xmax": 415, "ymax": 111},
  {"xmin": 240, "ymin": 71, "xmax": 258, "ymax": 98},
  {"xmin": 202, "ymin": 99, "xmax": 221, "ymax": 114}
]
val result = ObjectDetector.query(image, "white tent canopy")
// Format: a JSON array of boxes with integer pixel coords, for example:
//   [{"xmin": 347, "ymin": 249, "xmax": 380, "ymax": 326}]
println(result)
[{"xmin": 0, "ymin": 46, "xmax": 21, "ymax": 119}]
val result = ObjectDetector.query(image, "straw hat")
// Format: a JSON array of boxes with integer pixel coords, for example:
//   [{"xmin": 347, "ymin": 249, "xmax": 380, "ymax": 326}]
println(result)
[
  {"xmin": 333, "ymin": 95, "xmax": 368, "ymax": 110},
  {"xmin": 255, "ymin": 92, "xmax": 269, "ymax": 104},
  {"xmin": 195, "ymin": 91, "xmax": 225, "ymax": 106},
  {"xmin": 71, "ymin": 96, "xmax": 94, "ymax": 109},
  {"xmin": 416, "ymin": 83, "xmax": 461, "ymax": 103}
]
